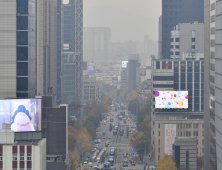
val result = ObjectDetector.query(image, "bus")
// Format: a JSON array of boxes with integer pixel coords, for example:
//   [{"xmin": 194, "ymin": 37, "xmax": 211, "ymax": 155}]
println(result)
[
  {"xmin": 123, "ymin": 158, "xmax": 128, "ymax": 167},
  {"xmin": 119, "ymin": 128, "xmax": 124, "ymax": 136},
  {"xmin": 108, "ymin": 156, "xmax": 114, "ymax": 165}
]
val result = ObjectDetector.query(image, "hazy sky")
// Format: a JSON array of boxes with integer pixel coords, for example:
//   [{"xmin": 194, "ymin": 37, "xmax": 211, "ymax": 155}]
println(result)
[
  {"xmin": 83, "ymin": 0, "xmax": 161, "ymax": 18},
  {"xmin": 83, "ymin": 0, "xmax": 162, "ymax": 42}
]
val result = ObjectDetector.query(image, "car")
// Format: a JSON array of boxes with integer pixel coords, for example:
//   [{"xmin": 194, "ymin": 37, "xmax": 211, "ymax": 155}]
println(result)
[
  {"xmin": 103, "ymin": 136, "xmax": 106, "ymax": 139},
  {"xmin": 129, "ymin": 159, "xmax": 133, "ymax": 164},
  {"xmin": 95, "ymin": 144, "xmax": 98, "ymax": 148},
  {"xmin": 107, "ymin": 136, "xmax": 111, "ymax": 139},
  {"xmin": 98, "ymin": 139, "xmax": 101, "ymax": 143},
  {"xmin": 93, "ymin": 164, "xmax": 98, "ymax": 169},
  {"xmin": 131, "ymin": 126, "xmax": 134, "ymax": 128},
  {"xmin": 88, "ymin": 162, "xmax": 93, "ymax": 167},
  {"xmin": 123, "ymin": 154, "xmax": 127, "ymax": 158},
  {"xmin": 132, "ymin": 162, "xmax": 136, "ymax": 166},
  {"xmin": 96, "ymin": 129, "xmax": 99, "ymax": 132},
  {"xmin": 83, "ymin": 161, "xmax": 88, "ymax": 164}
]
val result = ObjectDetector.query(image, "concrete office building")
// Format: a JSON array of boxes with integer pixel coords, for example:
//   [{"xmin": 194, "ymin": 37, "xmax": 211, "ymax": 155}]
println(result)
[
  {"xmin": 41, "ymin": 96, "xmax": 68, "ymax": 161},
  {"xmin": 162, "ymin": 0, "xmax": 204, "ymax": 59},
  {"xmin": 154, "ymin": 119, "xmax": 204, "ymax": 162},
  {"xmin": 0, "ymin": 124, "xmax": 46, "ymax": 170},
  {"xmin": 151, "ymin": 56, "xmax": 204, "ymax": 159},
  {"xmin": 173, "ymin": 137, "xmax": 197, "ymax": 170},
  {"xmin": 204, "ymin": 0, "xmax": 217, "ymax": 169},
  {"xmin": 83, "ymin": 27, "xmax": 111, "ymax": 62},
  {"xmin": 0, "ymin": 0, "xmax": 44, "ymax": 98},
  {"xmin": 83, "ymin": 77, "xmax": 100, "ymax": 103},
  {"xmin": 215, "ymin": 0, "xmax": 222, "ymax": 168},
  {"xmin": 120, "ymin": 66, "xmax": 128, "ymax": 91},
  {"xmin": 170, "ymin": 22, "xmax": 204, "ymax": 59},
  {"xmin": 62, "ymin": 0, "xmax": 83, "ymax": 104}
]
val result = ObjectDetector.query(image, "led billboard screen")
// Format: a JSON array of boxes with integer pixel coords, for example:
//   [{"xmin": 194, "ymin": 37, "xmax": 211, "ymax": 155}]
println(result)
[
  {"xmin": 88, "ymin": 66, "xmax": 95, "ymax": 71},
  {"xmin": 155, "ymin": 91, "xmax": 188, "ymax": 109},
  {"xmin": 0, "ymin": 99, "xmax": 42, "ymax": 132},
  {"xmin": 122, "ymin": 61, "xmax": 128, "ymax": 68},
  {"xmin": 164, "ymin": 124, "xmax": 176, "ymax": 155}
]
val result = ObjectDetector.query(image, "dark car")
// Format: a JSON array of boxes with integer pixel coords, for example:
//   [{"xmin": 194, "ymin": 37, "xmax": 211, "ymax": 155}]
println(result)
[
  {"xmin": 105, "ymin": 142, "xmax": 109, "ymax": 147},
  {"xmin": 129, "ymin": 159, "xmax": 133, "ymax": 164}
]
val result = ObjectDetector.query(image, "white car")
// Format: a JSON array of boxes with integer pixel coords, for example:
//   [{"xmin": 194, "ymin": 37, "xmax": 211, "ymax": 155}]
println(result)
[
  {"xmin": 98, "ymin": 139, "xmax": 101, "ymax": 143},
  {"xmin": 88, "ymin": 162, "xmax": 93, "ymax": 167},
  {"xmin": 83, "ymin": 161, "xmax": 88, "ymax": 164},
  {"xmin": 95, "ymin": 144, "xmax": 99, "ymax": 148},
  {"xmin": 104, "ymin": 121, "xmax": 106, "ymax": 125},
  {"xmin": 93, "ymin": 164, "xmax": 98, "ymax": 169}
]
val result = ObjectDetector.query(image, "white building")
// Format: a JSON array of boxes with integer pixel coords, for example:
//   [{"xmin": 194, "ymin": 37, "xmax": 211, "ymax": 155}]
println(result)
[
  {"xmin": 0, "ymin": 124, "xmax": 46, "ymax": 170},
  {"xmin": 170, "ymin": 22, "xmax": 204, "ymax": 59}
]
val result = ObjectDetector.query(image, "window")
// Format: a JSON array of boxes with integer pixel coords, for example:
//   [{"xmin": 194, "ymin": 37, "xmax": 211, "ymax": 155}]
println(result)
[
  {"xmin": 192, "ymin": 45, "xmax": 195, "ymax": 49},
  {"xmin": 13, "ymin": 154, "xmax": 17, "ymax": 161},
  {"xmin": 175, "ymin": 52, "xmax": 180, "ymax": 55},
  {"xmin": 17, "ymin": 31, "xmax": 28, "ymax": 45},
  {"xmin": 17, "ymin": 0, "xmax": 28, "ymax": 14},
  {"xmin": 186, "ymin": 131, "xmax": 188, "ymax": 136},
  {"xmin": 158, "ymin": 124, "xmax": 160, "ymax": 128},
  {"xmin": 27, "ymin": 154, "xmax": 31, "ymax": 161},
  {"xmin": 156, "ymin": 61, "xmax": 160, "ymax": 69},
  {"xmin": 192, "ymin": 38, "xmax": 195, "ymax": 42},
  {"xmin": 202, "ymin": 139, "xmax": 204, "ymax": 145},
  {"xmin": 176, "ymin": 38, "xmax": 180, "ymax": 42},
  {"xmin": 17, "ymin": 62, "xmax": 28, "ymax": 76},
  {"xmin": 17, "ymin": 77, "xmax": 28, "ymax": 91},
  {"xmin": 171, "ymin": 38, "xmax": 174, "ymax": 42},
  {"xmin": 0, "ymin": 154, "xmax": 2, "ymax": 161},
  {"xmin": 189, "ymin": 131, "xmax": 191, "ymax": 136},
  {"xmin": 194, "ymin": 131, "xmax": 199, "ymax": 136},
  {"xmin": 175, "ymin": 45, "xmax": 180, "ymax": 49},
  {"xmin": 202, "ymin": 148, "xmax": 204, "ymax": 153},
  {"xmin": 202, "ymin": 131, "xmax": 204, "ymax": 136},
  {"xmin": 158, "ymin": 131, "xmax": 160, "ymax": 136},
  {"xmin": 171, "ymin": 51, "xmax": 174, "ymax": 55},
  {"xmin": 189, "ymin": 124, "xmax": 191, "ymax": 128},
  {"xmin": 17, "ymin": 16, "xmax": 28, "ymax": 30},
  {"xmin": 170, "ymin": 45, "xmax": 174, "ymax": 48},
  {"xmin": 186, "ymin": 124, "xmax": 188, "ymax": 128},
  {"xmin": 197, "ymin": 139, "xmax": 198, "ymax": 145},
  {"xmin": 181, "ymin": 131, "xmax": 182, "ymax": 136},
  {"xmin": 158, "ymin": 148, "xmax": 160, "ymax": 153},
  {"xmin": 194, "ymin": 124, "xmax": 199, "ymax": 129},
  {"xmin": 20, "ymin": 154, "xmax": 24, "ymax": 161},
  {"xmin": 186, "ymin": 151, "xmax": 189, "ymax": 169},
  {"xmin": 17, "ymin": 47, "xmax": 28, "ymax": 61},
  {"xmin": 158, "ymin": 139, "xmax": 160, "ymax": 145}
]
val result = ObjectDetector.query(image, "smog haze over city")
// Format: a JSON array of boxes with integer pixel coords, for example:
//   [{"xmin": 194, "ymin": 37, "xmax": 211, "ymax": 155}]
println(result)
[{"xmin": 0, "ymin": 0, "xmax": 217, "ymax": 169}]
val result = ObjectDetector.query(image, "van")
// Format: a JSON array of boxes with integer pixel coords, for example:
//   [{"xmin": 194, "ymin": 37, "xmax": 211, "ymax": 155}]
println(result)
[{"xmin": 97, "ymin": 157, "xmax": 101, "ymax": 163}]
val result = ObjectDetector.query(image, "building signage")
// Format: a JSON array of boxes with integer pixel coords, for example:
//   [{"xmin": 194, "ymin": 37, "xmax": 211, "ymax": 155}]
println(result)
[
  {"xmin": 164, "ymin": 124, "xmax": 176, "ymax": 155},
  {"xmin": 122, "ymin": 61, "xmax": 128, "ymax": 68}
]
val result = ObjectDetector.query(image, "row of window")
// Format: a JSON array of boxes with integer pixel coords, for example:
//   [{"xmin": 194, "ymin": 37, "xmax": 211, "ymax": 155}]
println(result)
[
  {"xmin": 171, "ymin": 52, "xmax": 180, "ymax": 55},
  {"xmin": 0, "ymin": 154, "xmax": 31, "ymax": 161},
  {"xmin": 157, "ymin": 130, "xmax": 201, "ymax": 137}
]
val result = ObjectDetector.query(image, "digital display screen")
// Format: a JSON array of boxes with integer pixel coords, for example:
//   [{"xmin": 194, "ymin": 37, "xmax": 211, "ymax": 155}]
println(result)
[
  {"xmin": 122, "ymin": 61, "xmax": 128, "ymax": 68},
  {"xmin": 155, "ymin": 91, "xmax": 188, "ymax": 109},
  {"xmin": 0, "ymin": 99, "xmax": 42, "ymax": 132},
  {"xmin": 88, "ymin": 66, "xmax": 95, "ymax": 71}
]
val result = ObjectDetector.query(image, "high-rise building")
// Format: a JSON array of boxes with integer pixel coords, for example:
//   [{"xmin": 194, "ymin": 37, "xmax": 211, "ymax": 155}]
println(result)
[
  {"xmin": 43, "ymin": 0, "xmax": 59, "ymax": 105},
  {"xmin": 158, "ymin": 15, "xmax": 162, "ymax": 57},
  {"xmin": 0, "ymin": 0, "xmax": 44, "ymax": 99},
  {"xmin": 128, "ymin": 54, "xmax": 140, "ymax": 92},
  {"xmin": 56, "ymin": 0, "xmax": 63, "ymax": 105},
  {"xmin": 170, "ymin": 22, "xmax": 204, "ymax": 59},
  {"xmin": 215, "ymin": 1, "xmax": 222, "ymax": 168},
  {"xmin": 83, "ymin": 27, "xmax": 111, "ymax": 62},
  {"xmin": 151, "ymin": 56, "xmax": 204, "ymax": 160},
  {"xmin": 62, "ymin": 0, "xmax": 83, "ymax": 104},
  {"xmin": 204, "ymin": 0, "xmax": 217, "ymax": 169},
  {"xmin": 162, "ymin": 0, "xmax": 204, "ymax": 59}
]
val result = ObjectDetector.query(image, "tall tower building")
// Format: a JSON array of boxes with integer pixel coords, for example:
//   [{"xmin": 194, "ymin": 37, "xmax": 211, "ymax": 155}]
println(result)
[
  {"xmin": 0, "ymin": 0, "xmax": 44, "ymax": 99},
  {"xmin": 204, "ymin": 0, "xmax": 217, "ymax": 169},
  {"xmin": 62, "ymin": 0, "xmax": 83, "ymax": 104},
  {"xmin": 162, "ymin": 0, "xmax": 204, "ymax": 59},
  {"xmin": 43, "ymin": 0, "xmax": 58, "ymax": 105}
]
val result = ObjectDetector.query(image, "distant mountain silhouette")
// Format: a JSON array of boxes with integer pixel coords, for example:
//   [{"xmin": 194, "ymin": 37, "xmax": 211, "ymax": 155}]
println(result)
[{"xmin": 83, "ymin": 4, "xmax": 158, "ymax": 42}]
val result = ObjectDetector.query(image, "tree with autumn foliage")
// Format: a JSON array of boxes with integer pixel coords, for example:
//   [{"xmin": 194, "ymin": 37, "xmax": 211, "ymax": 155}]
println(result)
[
  {"xmin": 68, "ymin": 126, "xmax": 79, "ymax": 151},
  {"xmin": 69, "ymin": 151, "xmax": 79, "ymax": 170},
  {"xmin": 156, "ymin": 153, "xmax": 177, "ymax": 170},
  {"xmin": 130, "ymin": 131, "xmax": 150, "ymax": 161},
  {"xmin": 76, "ymin": 128, "xmax": 92, "ymax": 153}
]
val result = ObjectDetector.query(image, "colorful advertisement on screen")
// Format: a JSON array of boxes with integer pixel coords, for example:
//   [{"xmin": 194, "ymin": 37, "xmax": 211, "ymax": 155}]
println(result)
[
  {"xmin": 155, "ymin": 91, "xmax": 188, "ymax": 109},
  {"xmin": 88, "ymin": 66, "xmax": 95, "ymax": 71},
  {"xmin": 164, "ymin": 124, "xmax": 176, "ymax": 155},
  {"xmin": 0, "ymin": 99, "xmax": 42, "ymax": 132},
  {"xmin": 122, "ymin": 61, "xmax": 128, "ymax": 68}
]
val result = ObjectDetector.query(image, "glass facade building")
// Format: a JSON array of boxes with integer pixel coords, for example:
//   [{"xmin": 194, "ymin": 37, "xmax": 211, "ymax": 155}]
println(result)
[
  {"xmin": 162, "ymin": 0, "xmax": 204, "ymax": 58},
  {"xmin": 62, "ymin": 0, "xmax": 83, "ymax": 104}
]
